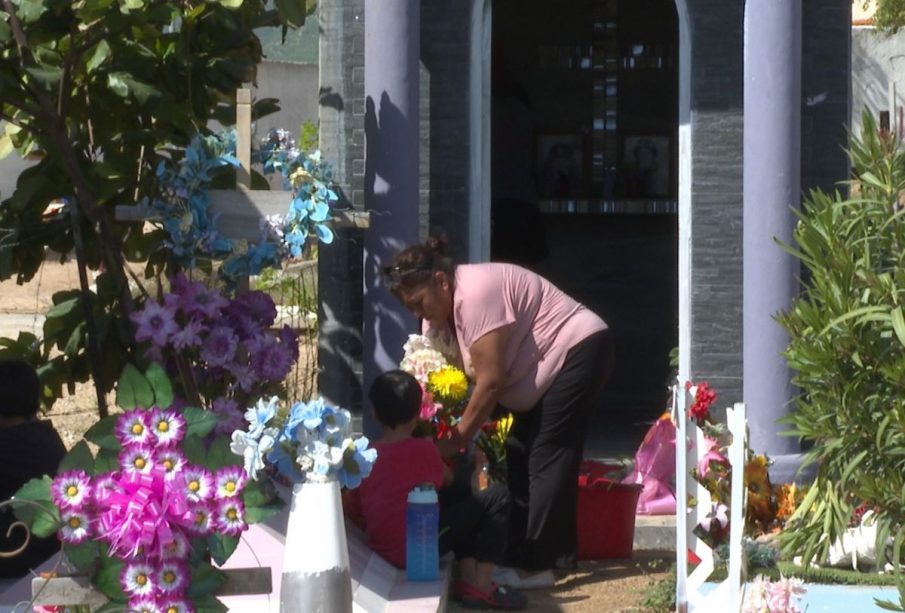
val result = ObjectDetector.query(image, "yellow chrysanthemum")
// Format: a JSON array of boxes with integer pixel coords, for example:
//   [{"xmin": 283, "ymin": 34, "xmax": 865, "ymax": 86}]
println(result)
[
  {"xmin": 494, "ymin": 413, "xmax": 512, "ymax": 444},
  {"xmin": 427, "ymin": 366, "xmax": 469, "ymax": 403}
]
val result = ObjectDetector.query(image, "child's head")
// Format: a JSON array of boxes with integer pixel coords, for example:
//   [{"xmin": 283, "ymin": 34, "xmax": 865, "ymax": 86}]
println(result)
[
  {"xmin": 369, "ymin": 369, "xmax": 422, "ymax": 429},
  {"xmin": 0, "ymin": 359, "xmax": 40, "ymax": 420}
]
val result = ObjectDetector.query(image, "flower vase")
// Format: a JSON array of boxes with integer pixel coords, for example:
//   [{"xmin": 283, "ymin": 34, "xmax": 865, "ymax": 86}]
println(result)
[{"xmin": 280, "ymin": 476, "xmax": 353, "ymax": 612}]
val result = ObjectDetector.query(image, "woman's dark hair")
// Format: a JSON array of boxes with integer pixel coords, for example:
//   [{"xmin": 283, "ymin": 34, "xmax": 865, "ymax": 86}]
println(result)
[
  {"xmin": 382, "ymin": 236, "xmax": 456, "ymax": 296},
  {"xmin": 369, "ymin": 370, "xmax": 422, "ymax": 429},
  {"xmin": 0, "ymin": 359, "xmax": 40, "ymax": 418}
]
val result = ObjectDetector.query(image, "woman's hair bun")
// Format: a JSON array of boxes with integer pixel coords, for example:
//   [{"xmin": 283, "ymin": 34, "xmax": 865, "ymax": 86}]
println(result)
[{"xmin": 426, "ymin": 234, "xmax": 448, "ymax": 255}]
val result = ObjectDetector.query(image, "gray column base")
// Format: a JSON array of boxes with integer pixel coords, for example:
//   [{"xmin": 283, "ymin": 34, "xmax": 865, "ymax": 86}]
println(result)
[
  {"xmin": 767, "ymin": 452, "xmax": 816, "ymax": 485},
  {"xmin": 280, "ymin": 568, "xmax": 353, "ymax": 612}
]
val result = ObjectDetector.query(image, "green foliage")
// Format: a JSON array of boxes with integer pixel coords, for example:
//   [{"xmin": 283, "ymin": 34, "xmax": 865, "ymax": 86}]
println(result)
[
  {"xmin": 11, "ymin": 475, "xmax": 59, "ymax": 538},
  {"xmin": 0, "ymin": 0, "xmax": 306, "ymax": 412},
  {"xmin": 871, "ymin": 0, "xmax": 905, "ymax": 33},
  {"xmin": 778, "ymin": 112, "xmax": 905, "ymax": 609},
  {"xmin": 299, "ymin": 120, "xmax": 318, "ymax": 152}
]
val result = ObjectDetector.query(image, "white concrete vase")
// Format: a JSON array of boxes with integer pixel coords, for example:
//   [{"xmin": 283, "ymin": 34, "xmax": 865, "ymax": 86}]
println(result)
[{"xmin": 280, "ymin": 477, "xmax": 353, "ymax": 612}]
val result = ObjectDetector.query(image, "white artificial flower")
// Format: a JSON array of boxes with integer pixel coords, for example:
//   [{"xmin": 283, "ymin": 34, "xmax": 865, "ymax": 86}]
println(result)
[{"xmin": 231, "ymin": 427, "xmax": 278, "ymax": 480}]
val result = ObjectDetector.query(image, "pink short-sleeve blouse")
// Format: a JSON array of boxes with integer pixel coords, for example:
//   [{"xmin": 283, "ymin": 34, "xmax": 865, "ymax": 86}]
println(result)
[{"xmin": 436, "ymin": 263, "xmax": 607, "ymax": 412}]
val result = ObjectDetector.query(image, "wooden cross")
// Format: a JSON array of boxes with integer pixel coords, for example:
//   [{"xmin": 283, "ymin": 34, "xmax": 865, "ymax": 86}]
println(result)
[{"xmin": 115, "ymin": 88, "xmax": 369, "ymax": 254}]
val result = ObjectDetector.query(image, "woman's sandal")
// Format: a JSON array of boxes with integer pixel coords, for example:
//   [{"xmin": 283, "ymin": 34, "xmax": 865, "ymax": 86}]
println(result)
[{"xmin": 455, "ymin": 580, "xmax": 527, "ymax": 610}]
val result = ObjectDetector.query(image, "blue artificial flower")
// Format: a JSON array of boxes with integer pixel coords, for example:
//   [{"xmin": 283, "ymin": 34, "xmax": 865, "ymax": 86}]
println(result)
[
  {"xmin": 337, "ymin": 437, "xmax": 378, "ymax": 489},
  {"xmin": 266, "ymin": 443, "xmax": 304, "ymax": 482},
  {"xmin": 244, "ymin": 396, "xmax": 279, "ymax": 439}
]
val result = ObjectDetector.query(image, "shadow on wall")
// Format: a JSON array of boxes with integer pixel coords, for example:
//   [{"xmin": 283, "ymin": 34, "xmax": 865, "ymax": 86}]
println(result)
[{"xmin": 361, "ymin": 91, "xmax": 419, "ymax": 437}]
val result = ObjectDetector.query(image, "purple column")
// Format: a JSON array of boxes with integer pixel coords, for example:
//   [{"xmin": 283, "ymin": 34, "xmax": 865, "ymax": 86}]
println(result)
[
  {"xmin": 362, "ymin": 0, "xmax": 420, "ymax": 436},
  {"xmin": 743, "ymin": 0, "xmax": 801, "ymax": 463}
]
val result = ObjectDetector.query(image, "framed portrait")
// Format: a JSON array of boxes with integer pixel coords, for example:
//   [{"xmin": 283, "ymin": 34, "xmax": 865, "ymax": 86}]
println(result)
[
  {"xmin": 536, "ymin": 134, "xmax": 585, "ymax": 198},
  {"xmin": 622, "ymin": 135, "xmax": 671, "ymax": 197}
]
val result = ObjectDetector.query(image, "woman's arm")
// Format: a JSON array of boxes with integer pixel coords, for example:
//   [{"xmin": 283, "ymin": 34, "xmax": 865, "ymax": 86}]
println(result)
[{"xmin": 437, "ymin": 325, "xmax": 510, "ymax": 458}]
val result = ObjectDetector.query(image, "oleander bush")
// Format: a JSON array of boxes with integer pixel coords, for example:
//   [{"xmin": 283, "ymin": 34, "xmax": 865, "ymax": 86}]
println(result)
[{"xmin": 778, "ymin": 113, "xmax": 905, "ymax": 610}]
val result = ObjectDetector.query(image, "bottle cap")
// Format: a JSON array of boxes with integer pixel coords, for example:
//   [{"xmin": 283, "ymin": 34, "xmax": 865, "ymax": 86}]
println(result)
[{"xmin": 407, "ymin": 482, "xmax": 438, "ymax": 504}]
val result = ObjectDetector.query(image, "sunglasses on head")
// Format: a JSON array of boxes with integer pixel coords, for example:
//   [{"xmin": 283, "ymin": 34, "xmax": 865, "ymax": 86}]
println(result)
[{"xmin": 382, "ymin": 264, "xmax": 434, "ymax": 285}]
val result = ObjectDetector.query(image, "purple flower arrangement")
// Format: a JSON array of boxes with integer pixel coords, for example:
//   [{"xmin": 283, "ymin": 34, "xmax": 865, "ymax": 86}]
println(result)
[
  {"xmin": 130, "ymin": 273, "xmax": 299, "ymax": 431},
  {"xmin": 50, "ymin": 408, "xmax": 248, "ymax": 613}
]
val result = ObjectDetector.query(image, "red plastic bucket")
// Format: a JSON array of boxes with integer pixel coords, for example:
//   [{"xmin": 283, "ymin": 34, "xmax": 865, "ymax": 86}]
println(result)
[{"xmin": 576, "ymin": 461, "xmax": 642, "ymax": 560}]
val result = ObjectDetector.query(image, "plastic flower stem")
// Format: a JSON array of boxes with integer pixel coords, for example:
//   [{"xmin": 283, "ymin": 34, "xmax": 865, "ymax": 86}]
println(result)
[{"xmin": 174, "ymin": 352, "xmax": 202, "ymax": 408}]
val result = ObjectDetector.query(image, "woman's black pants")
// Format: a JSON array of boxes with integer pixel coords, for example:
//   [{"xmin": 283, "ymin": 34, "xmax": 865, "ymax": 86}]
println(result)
[{"xmin": 504, "ymin": 329, "xmax": 614, "ymax": 570}]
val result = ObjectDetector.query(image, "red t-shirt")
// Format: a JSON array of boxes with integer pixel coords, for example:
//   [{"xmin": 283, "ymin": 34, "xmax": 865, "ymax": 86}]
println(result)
[{"xmin": 343, "ymin": 437, "xmax": 445, "ymax": 568}]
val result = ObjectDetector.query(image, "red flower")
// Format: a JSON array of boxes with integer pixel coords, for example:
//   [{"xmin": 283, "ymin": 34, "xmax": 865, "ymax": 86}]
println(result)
[{"xmin": 687, "ymin": 381, "xmax": 717, "ymax": 422}]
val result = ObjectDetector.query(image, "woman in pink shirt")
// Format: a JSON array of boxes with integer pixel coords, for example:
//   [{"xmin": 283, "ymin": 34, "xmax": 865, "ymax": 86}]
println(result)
[{"xmin": 384, "ymin": 236, "xmax": 614, "ymax": 584}]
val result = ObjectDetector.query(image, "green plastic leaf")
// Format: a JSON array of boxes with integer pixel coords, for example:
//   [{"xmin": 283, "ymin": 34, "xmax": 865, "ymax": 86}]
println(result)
[
  {"xmin": 121, "ymin": 0, "xmax": 145, "ymax": 10},
  {"xmin": 84, "ymin": 415, "xmax": 121, "ymax": 451},
  {"xmin": 206, "ymin": 534, "xmax": 239, "ymax": 566},
  {"xmin": 63, "ymin": 540, "xmax": 100, "ymax": 572},
  {"xmin": 244, "ymin": 500, "xmax": 284, "ymax": 525},
  {"xmin": 183, "ymin": 435, "xmax": 207, "ymax": 465},
  {"xmin": 145, "ymin": 362, "xmax": 174, "ymax": 408},
  {"xmin": 186, "ymin": 562, "xmax": 227, "ymax": 599},
  {"xmin": 116, "ymin": 363, "xmax": 154, "ymax": 409},
  {"xmin": 93, "ymin": 554, "xmax": 126, "ymax": 601},
  {"xmin": 86, "ymin": 39, "xmax": 111, "ymax": 73},
  {"xmin": 206, "ymin": 435, "xmax": 240, "ymax": 470},
  {"xmin": 95, "ymin": 603, "xmax": 130, "ymax": 613},
  {"xmin": 94, "ymin": 448, "xmax": 119, "ymax": 474},
  {"xmin": 215, "ymin": 0, "xmax": 243, "ymax": 7},
  {"xmin": 194, "ymin": 595, "xmax": 229, "ymax": 613},
  {"xmin": 184, "ymin": 406, "xmax": 221, "ymax": 439},
  {"xmin": 58, "ymin": 440, "xmax": 95, "ymax": 473},
  {"xmin": 12, "ymin": 476, "xmax": 60, "ymax": 538}
]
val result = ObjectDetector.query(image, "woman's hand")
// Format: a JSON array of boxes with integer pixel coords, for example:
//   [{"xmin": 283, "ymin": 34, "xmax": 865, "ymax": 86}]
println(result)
[{"xmin": 436, "ymin": 435, "xmax": 463, "ymax": 459}]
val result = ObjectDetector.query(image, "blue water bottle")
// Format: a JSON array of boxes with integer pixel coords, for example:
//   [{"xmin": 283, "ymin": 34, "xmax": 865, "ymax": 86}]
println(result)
[{"xmin": 406, "ymin": 483, "xmax": 440, "ymax": 581}]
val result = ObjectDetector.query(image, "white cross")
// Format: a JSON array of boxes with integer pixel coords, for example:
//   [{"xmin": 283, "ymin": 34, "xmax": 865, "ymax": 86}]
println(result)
[{"xmin": 115, "ymin": 88, "xmax": 369, "ymax": 243}]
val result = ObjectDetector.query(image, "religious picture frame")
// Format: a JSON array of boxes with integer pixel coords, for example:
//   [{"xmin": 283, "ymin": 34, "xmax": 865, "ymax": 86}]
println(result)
[
  {"xmin": 536, "ymin": 133, "xmax": 586, "ymax": 198},
  {"xmin": 622, "ymin": 134, "xmax": 671, "ymax": 198}
]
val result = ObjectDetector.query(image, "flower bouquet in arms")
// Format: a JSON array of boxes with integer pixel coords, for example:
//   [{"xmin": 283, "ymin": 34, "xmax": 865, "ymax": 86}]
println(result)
[
  {"xmin": 11, "ymin": 364, "xmax": 282, "ymax": 612},
  {"xmin": 400, "ymin": 333, "xmax": 509, "ymax": 484},
  {"xmin": 230, "ymin": 396, "xmax": 377, "ymax": 612}
]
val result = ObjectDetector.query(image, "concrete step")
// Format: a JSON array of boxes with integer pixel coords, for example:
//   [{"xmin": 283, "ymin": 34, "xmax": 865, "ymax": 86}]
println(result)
[{"xmin": 634, "ymin": 514, "xmax": 676, "ymax": 551}]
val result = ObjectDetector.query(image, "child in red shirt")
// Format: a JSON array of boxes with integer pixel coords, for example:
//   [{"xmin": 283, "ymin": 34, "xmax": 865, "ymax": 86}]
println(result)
[{"xmin": 344, "ymin": 370, "xmax": 525, "ymax": 610}]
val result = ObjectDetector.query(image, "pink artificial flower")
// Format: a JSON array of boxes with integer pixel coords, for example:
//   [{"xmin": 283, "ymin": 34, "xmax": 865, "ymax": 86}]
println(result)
[
  {"xmin": 155, "ymin": 448, "xmax": 187, "ymax": 481},
  {"xmin": 185, "ymin": 504, "xmax": 214, "ymax": 536},
  {"xmin": 214, "ymin": 498, "xmax": 247, "ymax": 536},
  {"xmin": 59, "ymin": 509, "xmax": 92, "ymax": 543},
  {"xmin": 177, "ymin": 465, "xmax": 214, "ymax": 503},
  {"xmin": 149, "ymin": 409, "xmax": 186, "ymax": 446},
  {"xmin": 698, "ymin": 502, "xmax": 729, "ymax": 533},
  {"xmin": 52, "ymin": 470, "xmax": 92, "ymax": 509},
  {"xmin": 116, "ymin": 409, "xmax": 154, "ymax": 446},
  {"xmin": 214, "ymin": 466, "xmax": 247, "ymax": 499},
  {"xmin": 158, "ymin": 597, "xmax": 195, "ymax": 613},
  {"xmin": 200, "ymin": 326, "xmax": 238, "ymax": 367},
  {"xmin": 157, "ymin": 560, "xmax": 189, "ymax": 594},
  {"xmin": 120, "ymin": 561, "xmax": 156, "ymax": 597},
  {"xmin": 158, "ymin": 530, "xmax": 191, "ymax": 560},
  {"xmin": 92, "ymin": 473, "xmax": 121, "ymax": 506},
  {"xmin": 132, "ymin": 301, "xmax": 179, "ymax": 347},
  {"xmin": 696, "ymin": 437, "xmax": 728, "ymax": 477},
  {"xmin": 127, "ymin": 597, "xmax": 163, "ymax": 613},
  {"xmin": 419, "ymin": 388, "xmax": 441, "ymax": 420},
  {"xmin": 120, "ymin": 445, "xmax": 155, "ymax": 476}
]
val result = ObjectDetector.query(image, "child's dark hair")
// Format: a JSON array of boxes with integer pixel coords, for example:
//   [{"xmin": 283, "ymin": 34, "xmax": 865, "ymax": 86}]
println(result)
[
  {"xmin": 369, "ymin": 370, "xmax": 422, "ymax": 429},
  {"xmin": 0, "ymin": 359, "xmax": 40, "ymax": 418}
]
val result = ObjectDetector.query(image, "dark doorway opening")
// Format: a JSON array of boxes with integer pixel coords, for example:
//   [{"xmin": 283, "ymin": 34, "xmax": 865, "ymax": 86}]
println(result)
[{"xmin": 491, "ymin": 0, "xmax": 680, "ymax": 458}]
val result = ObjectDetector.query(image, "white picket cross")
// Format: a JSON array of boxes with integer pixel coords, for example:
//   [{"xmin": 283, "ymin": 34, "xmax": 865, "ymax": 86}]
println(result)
[{"xmin": 674, "ymin": 380, "xmax": 747, "ymax": 613}]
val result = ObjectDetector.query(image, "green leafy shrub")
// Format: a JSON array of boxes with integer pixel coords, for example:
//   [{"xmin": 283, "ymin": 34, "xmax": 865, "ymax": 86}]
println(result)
[{"xmin": 778, "ymin": 113, "xmax": 905, "ymax": 609}]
